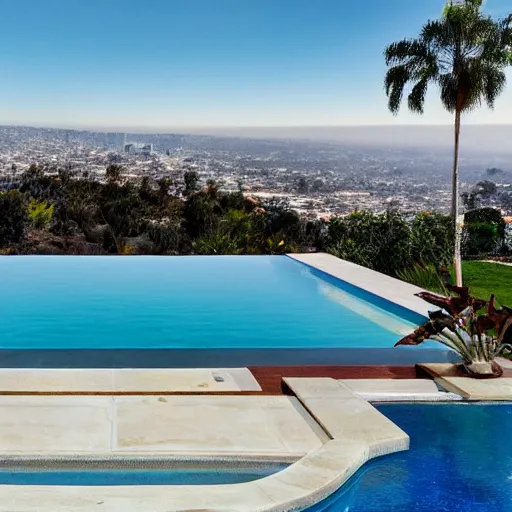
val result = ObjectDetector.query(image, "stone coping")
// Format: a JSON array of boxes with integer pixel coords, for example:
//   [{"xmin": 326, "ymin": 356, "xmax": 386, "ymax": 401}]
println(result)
[
  {"xmin": 340, "ymin": 378, "xmax": 463, "ymax": 402},
  {"xmin": 283, "ymin": 378, "xmax": 409, "ymax": 458},
  {"xmin": 288, "ymin": 252, "xmax": 431, "ymax": 318},
  {"xmin": 0, "ymin": 378, "xmax": 409, "ymax": 512},
  {"xmin": 435, "ymin": 377, "xmax": 512, "ymax": 401},
  {"xmin": 0, "ymin": 368, "xmax": 261, "ymax": 394},
  {"xmin": 419, "ymin": 363, "xmax": 512, "ymax": 400}
]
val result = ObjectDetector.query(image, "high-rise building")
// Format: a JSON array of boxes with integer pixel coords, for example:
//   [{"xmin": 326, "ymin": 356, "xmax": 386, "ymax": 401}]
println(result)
[
  {"xmin": 124, "ymin": 142, "xmax": 153, "ymax": 156},
  {"xmin": 104, "ymin": 132, "xmax": 124, "ymax": 149}
]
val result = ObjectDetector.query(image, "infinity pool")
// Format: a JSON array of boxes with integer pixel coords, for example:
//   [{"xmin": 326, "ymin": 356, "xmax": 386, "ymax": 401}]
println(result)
[
  {"xmin": 0, "ymin": 256, "xmax": 424, "ymax": 350},
  {"xmin": 307, "ymin": 403, "xmax": 512, "ymax": 512}
]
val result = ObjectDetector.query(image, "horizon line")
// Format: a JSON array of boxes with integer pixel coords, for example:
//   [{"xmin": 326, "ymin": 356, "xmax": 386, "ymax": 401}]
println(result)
[{"xmin": 2, "ymin": 122, "xmax": 512, "ymax": 135}]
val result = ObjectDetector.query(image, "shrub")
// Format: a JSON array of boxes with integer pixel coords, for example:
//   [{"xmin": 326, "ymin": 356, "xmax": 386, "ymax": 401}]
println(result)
[
  {"xmin": 194, "ymin": 233, "xmax": 243, "ymax": 255},
  {"xmin": 28, "ymin": 199, "xmax": 54, "ymax": 230},
  {"xmin": 119, "ymin": 243, "xmax": 136, "ymax": 255},
  {"xmin": 263, "ymin": 234, "xmax": 297, "ymax": 254},
  {"xmin": 327, "ymin": 211, "xmax": 412, "ymax": 277},
  {"xmin": 326, "ymin": 211, "xmax": 454, "ymax": 277},
  {"xmin": 0, "ymin": 190, "xmax": 28, "ymax": 247},
  {"xmin": 145, "ymin": 222, "xmax": 183, "ymax": 254},
  {"xmin": 397, "ymin": 263, "xmax": 449, "ymax": 295},
  {"xmin": 410, "ymin": 213, "xmax": 453, "ymax": 267},
  {"xmin": 464, "ymin": 208, "xmax": 506, "ymax": 256},
  {"xmin": 462, "ymin": 222, "xmax": 500, "ymax": 256}
]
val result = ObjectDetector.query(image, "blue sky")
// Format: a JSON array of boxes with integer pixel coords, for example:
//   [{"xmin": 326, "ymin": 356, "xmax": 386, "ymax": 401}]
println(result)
[{"xmin": 1, "ymin": 0, "xmax": 511, "ymax": 129}]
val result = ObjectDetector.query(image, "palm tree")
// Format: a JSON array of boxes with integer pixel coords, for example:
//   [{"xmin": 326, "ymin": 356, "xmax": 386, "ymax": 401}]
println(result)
[{"xmin": 384, "ymin": 0, "xmax": 512, "ymax": 286}]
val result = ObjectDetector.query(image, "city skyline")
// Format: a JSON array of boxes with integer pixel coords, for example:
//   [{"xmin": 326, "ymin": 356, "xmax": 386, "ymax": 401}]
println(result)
[{"xmin": 1, "ymin": 0, "xmax": 511, "ymax": 129}]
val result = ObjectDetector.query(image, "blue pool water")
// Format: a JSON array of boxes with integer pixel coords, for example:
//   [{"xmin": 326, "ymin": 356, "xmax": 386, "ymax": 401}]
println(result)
[
  {"xmin": 0, "ymin": 256, "xmax": 424, "ymax": 350},
  {"xmin": 0, "ymin": 465, "xmax": 287, "ymax": 486},
  {"xmin": 307, "ymin": 403, "xmax": 512, "ymax": 512}
]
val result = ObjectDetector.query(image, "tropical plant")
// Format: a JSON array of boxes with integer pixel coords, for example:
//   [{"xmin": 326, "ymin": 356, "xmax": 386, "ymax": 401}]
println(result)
[
  {"xmin": 430, "ymin": 307, "xmax": 512, "ymax": 376},
  {"xmin": 384, "ymin": 0, "xmax": 512, "ymax": 286},
  {"xmin": 28, "ymin": 199, "xmax": 54, "ymax": 230},
  {"xmin": 397, "ymin": 286, "xmax": 512, "ymax": 377}
]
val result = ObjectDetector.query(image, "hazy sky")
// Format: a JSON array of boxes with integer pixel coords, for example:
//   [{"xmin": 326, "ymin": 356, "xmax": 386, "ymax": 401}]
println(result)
[{"xmin": 1, "ymin": 0, "xmax": 511, "ymax": 129}]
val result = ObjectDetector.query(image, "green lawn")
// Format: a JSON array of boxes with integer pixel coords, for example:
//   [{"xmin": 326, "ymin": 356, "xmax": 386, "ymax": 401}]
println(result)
[{"xmin": 462, "ymin": 261, "xmax": 512, "ymax": 307}]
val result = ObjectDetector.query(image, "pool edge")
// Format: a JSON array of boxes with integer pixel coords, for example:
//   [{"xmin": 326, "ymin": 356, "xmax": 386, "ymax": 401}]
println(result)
[
  {"xmin": 287, "ymin": 253, "xmax": 432, "ymax": 321},
  {"xmin": 0, "ymin": 378, "xmax": 409, "ymax": 512}
]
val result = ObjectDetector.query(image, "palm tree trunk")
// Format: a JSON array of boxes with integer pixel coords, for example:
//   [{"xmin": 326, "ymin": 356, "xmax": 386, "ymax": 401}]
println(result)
[{"xmin": 452, "ymin": 109, "xmax": 463, "ymax": 287}]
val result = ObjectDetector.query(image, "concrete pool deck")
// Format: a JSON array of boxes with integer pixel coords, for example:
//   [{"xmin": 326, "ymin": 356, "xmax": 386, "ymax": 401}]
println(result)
[
  {"xmin": 0, "ymin": 368, "xmax": 261, "ymax": 394},
  {"xmin": 0, "ymin": 395, "xmax": 325, "ymax": 460},
  {"xmin": 0, "ymin": 378, "xmax": 409, "ymax": 512},
  {"xmin": 2, "ymin": 368, "xmax": 512, "ymax": 511}
]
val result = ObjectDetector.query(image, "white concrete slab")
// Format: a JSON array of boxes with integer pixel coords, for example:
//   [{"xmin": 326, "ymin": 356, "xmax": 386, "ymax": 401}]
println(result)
[
  {"xmin": 114, "ymin": 395, "xmax": 324, "ymax": 457},
  {"xmin": 112, "ymin": 368, "xmax": 261, "ymax": 393},
  {"xmin": 284, "ymin": 377, "xmax": 409, "ymax": 458},
  {"xmin": 0, "ymin": 396, "xmax": 112, "ymax": 454},
  {"xmin": 0, "ymin": 370, "xmax": 114, "ymax": 393},
  {"xmin": 288, "ymin": 252, "xmax": 432, "ymax": 318},
  {"xmin": 435, "ymin": 376, "xmax": 512, "ymax": 400},
  {"xmin": 0, "ymin": 379, "xmax": 410, "ymax": 512},
  {"xmin": 340, "ymin": 379, "xmax": 463, "ymax": 402},
  {"xmin": 0, "ymin": 395, "xmax": 323, "ymax": 459},
  {"xmin": 0, "ymin": 368, "xmax": 261, "ymax": 394}
]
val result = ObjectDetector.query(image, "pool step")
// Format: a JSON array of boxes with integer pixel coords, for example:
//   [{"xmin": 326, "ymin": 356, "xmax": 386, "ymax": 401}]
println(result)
[{"xmin": 0, "ymin": 368, "xmax": 262, "ymax": 394}]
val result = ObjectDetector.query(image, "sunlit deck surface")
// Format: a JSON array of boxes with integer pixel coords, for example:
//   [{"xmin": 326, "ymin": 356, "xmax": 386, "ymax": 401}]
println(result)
[
  {"xmin": 0, "ymin": 377, "xmax": 410, "ymax": 512},
  {"xmin": 0, "ymin": 365, "xmax": 428, "ymax": 396}
]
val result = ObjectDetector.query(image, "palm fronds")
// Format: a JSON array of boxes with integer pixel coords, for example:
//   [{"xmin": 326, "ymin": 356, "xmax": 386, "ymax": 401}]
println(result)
[{"xmin": 384, "ymin": 1, "xmax": 512, "ymax": 115}]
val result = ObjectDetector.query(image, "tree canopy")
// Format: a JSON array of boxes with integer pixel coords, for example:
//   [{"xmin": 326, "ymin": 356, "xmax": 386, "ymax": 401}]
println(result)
[{"xmin": 384, "ymin": 0, "xmax": 512, "ymax": 116}]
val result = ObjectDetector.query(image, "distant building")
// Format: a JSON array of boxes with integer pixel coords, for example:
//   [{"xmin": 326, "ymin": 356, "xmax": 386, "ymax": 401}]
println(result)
[
  {"xmin": 104, "ymin": 132, "xmax": 125, "ymax": 150},
  {"xmin": 123, "ymin": 142, "xmax": 153, "ymax": 156}
]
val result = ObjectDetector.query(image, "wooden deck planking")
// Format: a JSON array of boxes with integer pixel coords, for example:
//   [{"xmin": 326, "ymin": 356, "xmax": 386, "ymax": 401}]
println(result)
[{"xmin": 248, "ymin": 365, "xmax": 424, "ymax": 395}]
